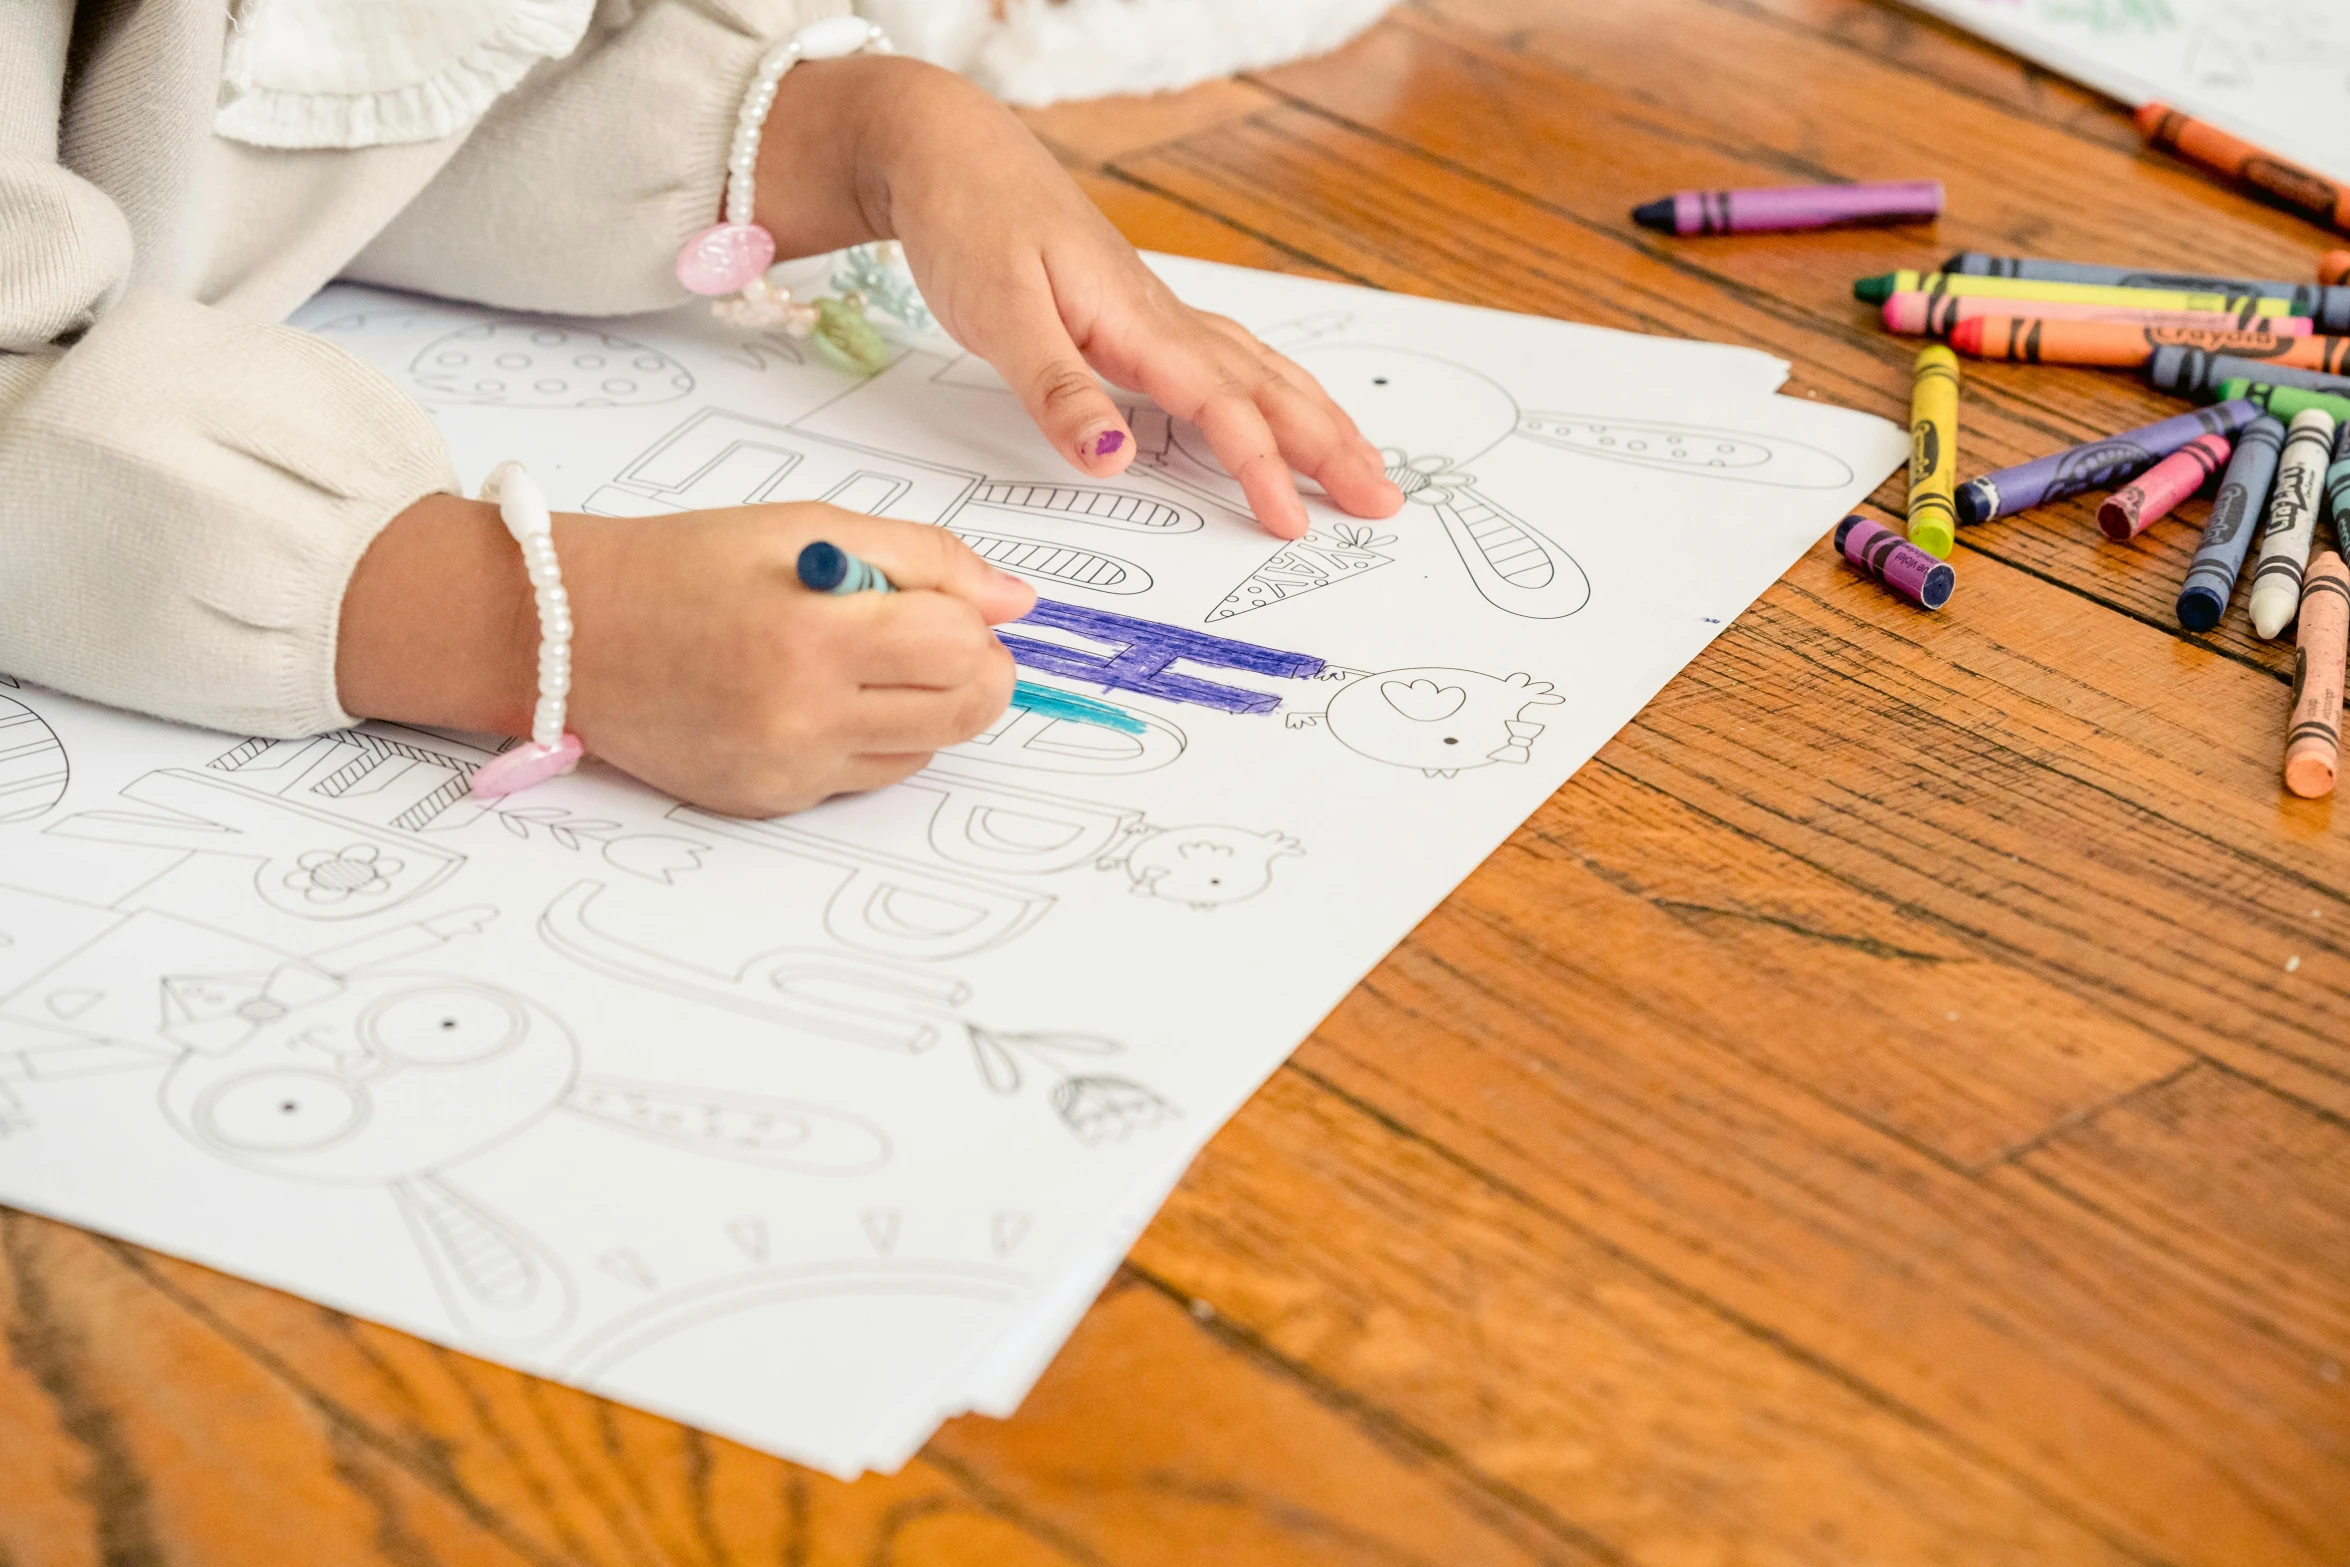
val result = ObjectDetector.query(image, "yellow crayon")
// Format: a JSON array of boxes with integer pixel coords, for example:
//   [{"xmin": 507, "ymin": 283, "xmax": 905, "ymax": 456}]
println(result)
[
  {"xmin": 1855, "ymin": 270, "xmax": 2293, "ymax": 320},
  {"xmin": 1906, "ymin": 345, "xmax": 1960, "ymax": 558}
]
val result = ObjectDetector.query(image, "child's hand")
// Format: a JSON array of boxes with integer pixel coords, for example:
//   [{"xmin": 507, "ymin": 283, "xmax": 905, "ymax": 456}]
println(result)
[
  {"xmin": 338, "ymin": 496, "xmax": 1032, "ymax": 816},
  {"xmin": 759, "ymin": 58, "xmax": 1405, "ymax": 541}
]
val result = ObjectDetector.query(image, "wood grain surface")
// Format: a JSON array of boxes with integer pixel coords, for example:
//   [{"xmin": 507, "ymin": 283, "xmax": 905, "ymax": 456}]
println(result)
[{"xmin": 8, "ymin": 1, "xmax": 2347, "ymax": 1561}]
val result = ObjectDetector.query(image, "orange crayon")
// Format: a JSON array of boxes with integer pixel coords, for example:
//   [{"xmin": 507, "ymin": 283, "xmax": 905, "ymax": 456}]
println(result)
[
  {"xmin": 1880, "ymin": 291, "xmax": 2304, "ymax": 337},
  {"xmin": 2136, "ymin": 103, "xmax": 2350, "ymax": 235},
  {"xmin": 2322, "ymin": 251, "xmax": 2350, "ymax": 288},
  {"xmin": 2284, "ymin": 550, "xmax": 2348, "ymax": 797},
  {"xmin": 1949, "ymin": 316, "xmax": 2337, "ymax": 367}
]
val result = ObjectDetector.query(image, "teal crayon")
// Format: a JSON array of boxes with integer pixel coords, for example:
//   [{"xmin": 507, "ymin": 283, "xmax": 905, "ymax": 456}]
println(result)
[{"xmin": 796, "ymin": 538, "xmax": 1145, "ymax": 735}]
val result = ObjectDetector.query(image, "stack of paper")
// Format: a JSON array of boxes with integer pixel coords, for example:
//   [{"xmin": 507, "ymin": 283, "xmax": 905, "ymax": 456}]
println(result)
[
  {"xmin": 0, "ymin": 256, "xmax": 1903, "ymax": 1475},
  {"xmin": 1904, "ymin": 0, "xmax": 2350, "ymax": 185}
]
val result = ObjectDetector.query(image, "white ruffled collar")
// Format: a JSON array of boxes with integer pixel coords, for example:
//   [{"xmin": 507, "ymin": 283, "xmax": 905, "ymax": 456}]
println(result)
[{"xmin": 216, "ymin": 0, "xmax": 597, "ymax": 149}]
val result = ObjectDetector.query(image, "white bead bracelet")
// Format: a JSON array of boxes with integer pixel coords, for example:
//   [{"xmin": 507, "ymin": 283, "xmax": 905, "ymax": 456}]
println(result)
[
  {"xmin": 674, "ymin": 15, "xmax": 893, "ymax": 328},
  {"xmin": 469, "ymin": 462, "xmax": 585, "ymax": 798}
]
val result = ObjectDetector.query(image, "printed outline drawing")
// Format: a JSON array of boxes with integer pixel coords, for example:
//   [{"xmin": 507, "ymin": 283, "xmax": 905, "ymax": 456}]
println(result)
[
  {"xmin": 0, "ymin": 692, "xmax": 69, "ymax": 825},
  {"xmin": 580, "ymin": 407, "xmax": 1202, "ymax": 602},
  {"xmin": 964, "ymin": 1025, "xmax": 1179, "ymax": 1145},
  {"xmin": 1206, "ymin": 521, "xmax": 1397, "ymax": 622},
  {"xmin": 540, "ymin": 880, "xmax": 968, "ymax": 1053},
  {"xmin": 558, "ymin": 1256, "xmax": 1032, "ymax": 1382},
  {"xmin": 45, "ymin": 726, "xmax": 501, "ymax": 920},
  {"xmin": 668, "ymin": 808, "xmax": 1057, "ymax": 962},
  {"xmin": 901, "ymin": 764, "xmax": 1305, "ymax": 908},
  {"xmin": 0, "ymin": 886, "xmax": 891, "ymax": 1349},
  {"xmin": 947, "ymin": 693, "xmax": 1189, "ymax": 776},
  {"xmin": 1286, "ymin": 666, "xmax": 1566, "ymax": 778}
]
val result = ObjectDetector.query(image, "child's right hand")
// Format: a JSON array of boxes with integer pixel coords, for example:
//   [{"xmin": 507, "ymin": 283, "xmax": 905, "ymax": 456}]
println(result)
[{"xmin": 337, "ymin": 495, "xmax": 1033, "ymax": 817}]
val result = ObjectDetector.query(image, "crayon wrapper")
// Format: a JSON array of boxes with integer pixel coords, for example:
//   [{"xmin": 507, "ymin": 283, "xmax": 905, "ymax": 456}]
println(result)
[
  {"xmin": 1838, "ymin": 516, "xmax": 1949, "ymax": 608},
  {"xmin": 2286, "ymin": 555, "xmax": 2349, "ymax": 796}
]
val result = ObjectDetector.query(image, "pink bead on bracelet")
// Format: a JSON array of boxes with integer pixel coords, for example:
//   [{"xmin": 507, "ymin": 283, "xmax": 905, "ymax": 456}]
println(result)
[
  {"xmin": 675, "ymin": 15, "xmax": 893, "ymax": 327},
  {"xmin": 470, "ymin": 463, "xmax": 585, "ymax": 799}
]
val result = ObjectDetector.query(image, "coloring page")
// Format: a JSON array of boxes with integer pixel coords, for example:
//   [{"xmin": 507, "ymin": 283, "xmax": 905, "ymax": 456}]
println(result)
[
  {"xmin": 0, "ymin": 255, "xmax": 1903, "ymax": 1476},
  {"xmin": 1905, "ymin": 0, "xmax": 2350, "ymax": 183}
]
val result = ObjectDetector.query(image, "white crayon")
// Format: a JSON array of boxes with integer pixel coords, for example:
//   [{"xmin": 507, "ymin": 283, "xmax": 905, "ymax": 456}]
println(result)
[{"xmin": 2248, "ymin": 408, "xmax": 2338, "ymax": 639}]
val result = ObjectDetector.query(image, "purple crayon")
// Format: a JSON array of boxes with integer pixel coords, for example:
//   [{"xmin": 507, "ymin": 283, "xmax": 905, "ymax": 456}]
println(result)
[
  {"xmin": 1835, "ymin": 515, "xmax": 1954, "ymax": 609},
  {"xmin": 1953, "ymin": 399, "xmax": 2260, "ymax": 528},
  {"xmin": 1632, "ymin": 180, "xmax": 1942, "ymax": 236}
]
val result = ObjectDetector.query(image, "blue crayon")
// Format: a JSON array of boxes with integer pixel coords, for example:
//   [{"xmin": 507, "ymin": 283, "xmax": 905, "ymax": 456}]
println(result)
[
  {"xmin": 2176, "ymin": 414, "xmax": 2287, "ymax": 631},
  {"xmin": 796, "ymin": 539, "xmax": 894, "ymax": 595},
  {"xmin": 2149, "ymin": 348, "xmax": 2350, "ymax": 401}
]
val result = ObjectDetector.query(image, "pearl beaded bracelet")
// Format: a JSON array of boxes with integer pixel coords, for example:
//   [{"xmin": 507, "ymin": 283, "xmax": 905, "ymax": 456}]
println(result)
[
  {"xmin": 469, "ymin": 463, "xmax": 585, "ymax": 799},
  {"xmin": 674, "ymin": 15, "xmax": 894, "ymax": 328}
]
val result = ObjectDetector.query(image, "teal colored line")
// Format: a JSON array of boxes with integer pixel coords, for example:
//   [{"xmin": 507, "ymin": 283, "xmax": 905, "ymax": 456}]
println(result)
[{"xmin": 1011, "ymin": 679, "xmax": 1147, "ymax": 735}]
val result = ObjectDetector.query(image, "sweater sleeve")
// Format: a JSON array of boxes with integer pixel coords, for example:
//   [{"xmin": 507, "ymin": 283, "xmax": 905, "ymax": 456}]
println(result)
[
  {"xmin": 0, "ymin": 0, "xmax": 458, "ymax": 737},
  {"xmin": 350, "ymin": 0, "xmax": 852, "ymax": 317}
]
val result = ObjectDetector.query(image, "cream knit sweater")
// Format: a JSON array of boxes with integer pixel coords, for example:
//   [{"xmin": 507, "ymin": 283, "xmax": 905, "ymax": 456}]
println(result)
[{"xmin": 0, "ymin": 0, "xmax": 842, "ymax": 738}]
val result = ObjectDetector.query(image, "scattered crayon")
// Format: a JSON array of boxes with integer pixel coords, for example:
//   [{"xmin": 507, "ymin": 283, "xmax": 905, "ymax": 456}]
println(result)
[
  {"xmin": 2328, "ymin": 421, "xmax": 2350, "ymax": 549},
  {"xmin": 1952, "ymin": 316, "xmax": 2316, "ymax": 367},
  {"xmin": 1835, "ymin": 514, "xmax": 1954, "ymax": 609},
  {"xmin": 2136, "ymin": 103, "xmax": 2350, "ymax": 235},
  {"xmin": 2177, "ymin": 415, "xmax": 2286, "ymax": 631},
  {"xmin": 2214, "ymin": 380, "xmax": 2350, "ymax": 425},
  {"xmin": 2325, "ymin": 251, "xmax": 2350, "ymax": 288},
  {"xmin": 1942, "ymin": 251, "xmax": 2350, "ymax": 332},
  {"xmin": 1880, "ymin": 292, "xmax": 2303, "ymax": 336},
  {"xmin": 2247, "ymin": 408, "xmax": 2337, "ymax": 639},
  {"xmin": 1854, "ymin": 270, "xmax": 2294, "ymax": 318},
  {"xmin": 1633, "ymin": 180, "xmax": 1942, "ymax": 235},
  {"xmin": 2151, "ymin": 350, "xmax": 2350, "ymax": 400},
  {"xmin": 1906, "ymin": 345, "xmax": 1961, "ymax": 557},
  {"xmin": 2284, "ymin": 551, "xmax": 2348, "ymax": 797},
  {"xmin": 1953, "ymin": 399, "xmax": 2260, "ymax": 528},
  {"xmin": 2098, "ymin": 432, "xmax": 2230, "ymax": 541}
]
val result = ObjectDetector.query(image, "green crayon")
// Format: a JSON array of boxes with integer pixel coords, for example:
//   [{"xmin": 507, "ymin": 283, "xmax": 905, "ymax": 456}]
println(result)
[{"xmin": 2213, "ymin": 379, "xmax": 2350, "ymax": 425}]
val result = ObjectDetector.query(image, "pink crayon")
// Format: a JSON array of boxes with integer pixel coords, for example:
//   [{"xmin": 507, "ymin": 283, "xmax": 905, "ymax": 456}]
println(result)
[
  {"xmin": 2097, "ymin": 432, "xmax": 2232, "ymax": 541},
  {"xmin": 1634, "ymin": 180, "xmax": 1941, "ymax": 236},
  {"xmin": 1880, "ymin": 291, "xmax": 2313, "ymax": 337},
  {"xmin": 1835, "ymin": 514, "xmax": 1954, "ymax": 609}
]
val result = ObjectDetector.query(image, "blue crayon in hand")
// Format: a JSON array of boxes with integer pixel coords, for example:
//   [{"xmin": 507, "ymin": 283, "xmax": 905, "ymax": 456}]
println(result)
[
  {"xmin": 795, "ymin": 539, "xmax": 1145, "ymax": 736},
  {"xmin": 797, "ymin": 540, "xmax": 895, "ymax": 595}
]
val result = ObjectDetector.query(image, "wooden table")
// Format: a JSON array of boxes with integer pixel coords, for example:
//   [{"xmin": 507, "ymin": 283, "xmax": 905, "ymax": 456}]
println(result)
[{"xmin": 8, "ymin": 3, "xmax": 2348, "ymax": 1561}]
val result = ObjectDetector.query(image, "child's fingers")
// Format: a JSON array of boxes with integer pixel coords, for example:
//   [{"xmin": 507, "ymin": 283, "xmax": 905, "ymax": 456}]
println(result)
[
  {"xmin": 979, "ymin": 267, "xmax": 1136, "ymax": 478},
  {"xmin": 827, "ymin": 753, "xmax": 936, "ymax": 797},
  {"xmin": 849, "ymin": 673, "xmax": 1017, "ymax": 754},
  {"xmin": 847, "ymin": 594, "xmax": 1012, "ymax": 689},
  {"xmin": 1190, "ymin": 318, "xmax": 1400, "ymax": 517},
  {"xmin": 824, "ymin": 514, "xmax": 1036, "ymax": 624}
]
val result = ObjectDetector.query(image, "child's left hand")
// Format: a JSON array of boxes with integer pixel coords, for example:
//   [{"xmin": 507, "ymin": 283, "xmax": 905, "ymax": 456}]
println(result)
[{"xmin": 757, "ymin": 54, "xmax": 1404, "ymax": 541}]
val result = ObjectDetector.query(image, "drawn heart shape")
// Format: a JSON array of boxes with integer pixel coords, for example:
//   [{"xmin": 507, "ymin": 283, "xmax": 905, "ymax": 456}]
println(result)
[{"xmin": 1378, "ymin": 679, "xmax": 1467, "ymax": 723}]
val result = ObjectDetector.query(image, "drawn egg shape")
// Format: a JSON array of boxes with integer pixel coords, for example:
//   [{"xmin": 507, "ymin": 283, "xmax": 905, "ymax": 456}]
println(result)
[
  {"xmin": 948, "ymin": 529, "xmax": 1152, "ymax": 594},
  {"xmin": 1514, "ymin": 414, "xmax": 1856, "ymax": 490},
  {"xmin": 408, "ymin": 322, "xmax": 695, "ymax": 408},
  {"xmin": 0, "ymin": 693, "xmax": 69, "ymax": 824}
]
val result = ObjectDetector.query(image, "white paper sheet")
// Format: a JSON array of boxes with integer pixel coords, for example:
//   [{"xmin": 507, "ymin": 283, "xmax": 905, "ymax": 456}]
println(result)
[
  {"xmin": 1904, "ymin": 0, "xmax": 2350, "ymax": 186},
  {"xmin": 0, "ymin": 255, "xmax": 1902, "ymax": 1476}
]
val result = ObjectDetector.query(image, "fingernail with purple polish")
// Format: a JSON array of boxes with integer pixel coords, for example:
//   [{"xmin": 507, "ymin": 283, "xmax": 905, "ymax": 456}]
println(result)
[{"xmin": 1089, "ymin": 429, "xmax": 1126, "ymax": 459}]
